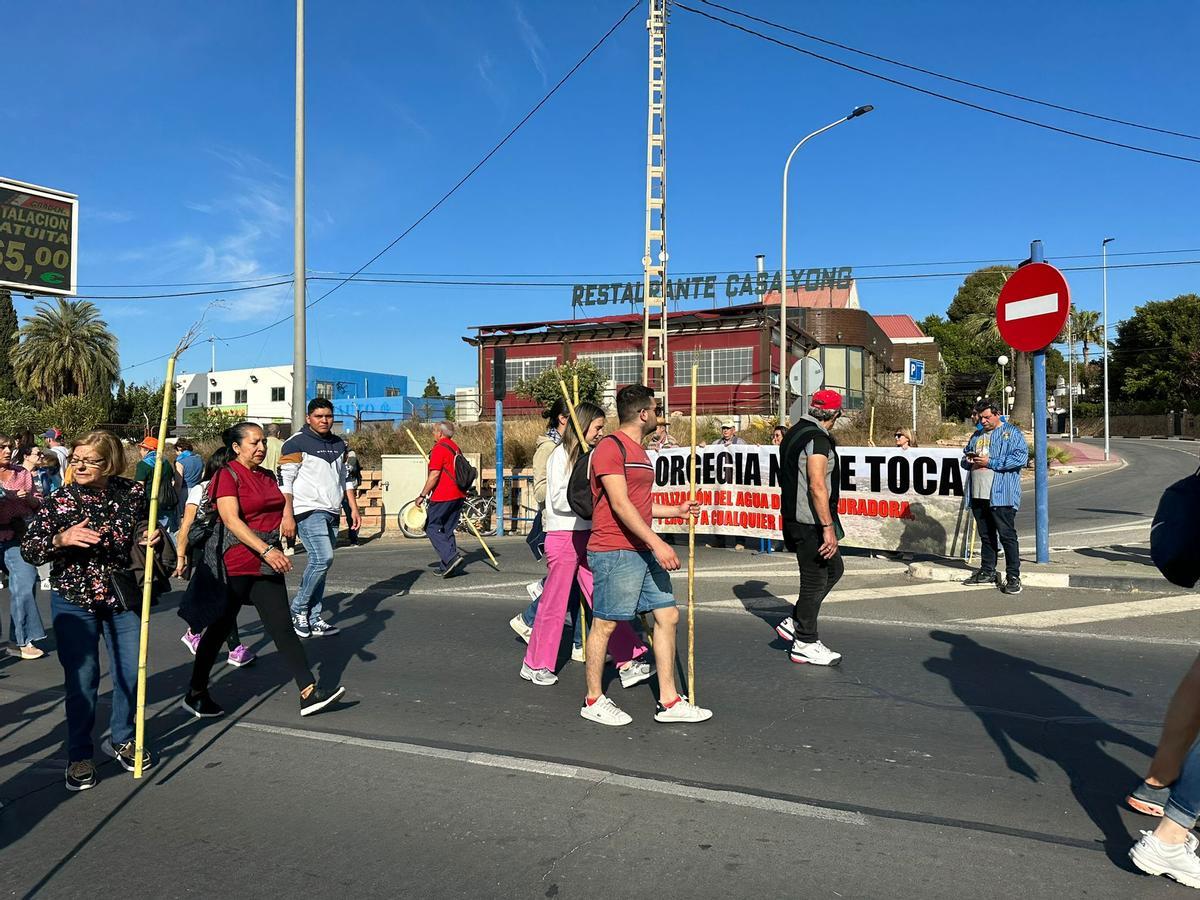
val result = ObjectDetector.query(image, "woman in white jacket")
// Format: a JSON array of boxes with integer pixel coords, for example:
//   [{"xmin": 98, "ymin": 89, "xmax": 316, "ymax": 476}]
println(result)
[{"xmin": 520, "ymin": 402, "xmax": 652, "ymax": 687}]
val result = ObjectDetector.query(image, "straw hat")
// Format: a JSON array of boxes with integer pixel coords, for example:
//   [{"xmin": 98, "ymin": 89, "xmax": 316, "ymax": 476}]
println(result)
[{"xmin": 403, "ymin": 503, "xmax": 428, "ymax": 532}]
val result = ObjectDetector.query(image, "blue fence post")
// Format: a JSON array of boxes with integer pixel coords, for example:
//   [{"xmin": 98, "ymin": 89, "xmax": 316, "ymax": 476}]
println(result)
[{"xmin": 1030, "ymin": 240, "xmax": 1050, "ymax": 564}]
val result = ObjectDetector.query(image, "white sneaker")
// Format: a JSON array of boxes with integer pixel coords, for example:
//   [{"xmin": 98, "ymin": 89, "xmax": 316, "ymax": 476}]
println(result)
[
  {"xmin": 580, "ymin": 695, "xmax": 632, "ymax": 726},
  {"xmin": 571, "ymin": 645, "xmax": 586, "ymax": 663},
  {"xmin": 790, "ymin": 639, "xmax": 842, "ymax": 666},
  {"xmin": 520, "ymin": 663, "xmax": 557, "ymax": 686},
  {"xmin": 654, "ymin": 695, "xmax": 714, "ymax": 724},
  {"xmin": 619, "ymin": 659, "xmax": 656, "ymax": 689},
  {"xmin": 1130, "ymin": 830, "xmax": 1200, "ymax": 888},
  {"xmin": 775, "ymin": 617, "xmax": 796, "ymax": 642},
  {"xmin": 509, "ymin": 614, "xmax": 532, "ymax": 643},
  {"xmin": 525, "ymin": 580, "xmax": 543, "ymax": 602}
]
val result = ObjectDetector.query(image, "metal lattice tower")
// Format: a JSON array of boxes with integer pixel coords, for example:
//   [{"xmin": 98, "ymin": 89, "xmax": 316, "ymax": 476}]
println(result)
[{"xmin": 641, "ymin": 0, "xmax": 669, "ymax": 412}]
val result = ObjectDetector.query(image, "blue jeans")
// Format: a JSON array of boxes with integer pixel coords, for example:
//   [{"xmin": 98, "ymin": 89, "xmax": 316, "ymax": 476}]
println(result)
[
  {"xmin": 3, "ymin": 538, "xmax": 44, "ymax": 646},
  {"xmin": 1166, "ymin": 739, "xmax": 1200, "ymax": 830},
  {"xmin": 290, "ymin": 511, "xmax": 338, "ymax": 624},
  {"xmin": 587, "ymin": 549, "xmax": 677, "ymax": 621},
  {"xmin": 51, "ymin": 593, "xmax": 139, "ymax": 762}
]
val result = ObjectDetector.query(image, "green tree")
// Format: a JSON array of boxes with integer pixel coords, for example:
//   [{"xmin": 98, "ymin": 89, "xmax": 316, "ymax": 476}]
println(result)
[
  {"xmin": 1065, "ymin": 307, "xmax": 1103, "ymax": 392},
  {"xmin": 117, "ymin": 381, "xmax": 176, "ymax": 430},
  {"xmin": 0, "ymin": 289, "xmax": 19, "ymax": 400},
  {"xmin": 12, "ymin": 298, "xmax": 119, "ymax": 402},
  {"xmin": 185, "ymin": 407, "xmax": 244, "ymax": 443},
  {"xmin": 422, "ymin": 376, "xmax": 441, "ymax": 398},
  {"xmin": 1110, "ymin": 294, "xmax": 1200, "ymax": 408},
  {"xmin": 514, "ymin": 359, "xmax": 606, "ymax": 410}
]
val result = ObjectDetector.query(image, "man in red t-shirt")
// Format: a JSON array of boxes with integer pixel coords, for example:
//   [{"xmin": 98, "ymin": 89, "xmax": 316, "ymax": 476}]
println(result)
[
  {"xmin": 582, "ymin": 384, "xmax": 713, "ymax": 727},
  {"xmin": 414, "ymin": 421, "xmax": 467, "ymax": 577}
]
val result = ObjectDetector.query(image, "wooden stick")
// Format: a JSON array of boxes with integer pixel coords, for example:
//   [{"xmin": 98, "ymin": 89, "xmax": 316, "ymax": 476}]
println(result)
[
  {"xmin": 572, "ymin": 372, "xmax": 580, "ymax": 407},
  {"xmin": 868, "ymin": 405, "xmax": 876, "ymax": 447},
  {"xmin": 405, "ymin": 427, "xmax": 500, "ymax": 570},
  {"xmin": 687, "ymin": 362, "xmax": 698, "ymax": 703},
  {"xmin": 557, "ymin": 376, "xmax": 587, "ymax": 446},
  {"xmin": 133, "ymin": 354, "xmax": 176, "ymax": 778}
]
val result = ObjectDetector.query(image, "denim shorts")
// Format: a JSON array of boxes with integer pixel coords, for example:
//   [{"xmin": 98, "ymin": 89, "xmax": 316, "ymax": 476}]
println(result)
[{"xmin": 587, "ymin": 549, "xmax": 676, "ymax": 621}]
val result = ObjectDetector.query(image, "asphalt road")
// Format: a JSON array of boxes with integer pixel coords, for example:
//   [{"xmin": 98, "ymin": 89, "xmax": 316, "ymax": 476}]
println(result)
[{"xmin": 2, "ymin": 487, "xmax": 1197, "ymax": 900}]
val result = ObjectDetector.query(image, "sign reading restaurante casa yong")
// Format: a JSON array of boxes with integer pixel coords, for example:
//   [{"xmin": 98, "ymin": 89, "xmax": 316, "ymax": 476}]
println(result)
[{"xmin": 571, "ymin": 265, "xmax": 854, "ymax": 308}]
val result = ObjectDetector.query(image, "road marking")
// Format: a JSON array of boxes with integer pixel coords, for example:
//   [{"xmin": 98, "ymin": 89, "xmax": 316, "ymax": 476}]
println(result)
[
  {"xmin": 701, "ymin": 581, "xmax": 993, "ymax": 608},
  {"xmin": 959, "ymin": 594, "xmax": 1200, "ymax": 628},
  {"xmin": 1004, "ymin": 292, "xmax": 1059, "ymax": 321},
  {"xmin": 237, "ymin": 722, "xmax": 867, "ymax": 826}
]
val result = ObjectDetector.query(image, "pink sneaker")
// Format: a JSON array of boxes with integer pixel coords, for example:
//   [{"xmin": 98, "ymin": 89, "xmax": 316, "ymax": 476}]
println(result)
[
  {"xmin": 226, "ymin": 644, "xmax": 256, "ymax": 667},
  {"xmin": 180, "ymin": 630, "xmax": 202, "ymax": 656}
]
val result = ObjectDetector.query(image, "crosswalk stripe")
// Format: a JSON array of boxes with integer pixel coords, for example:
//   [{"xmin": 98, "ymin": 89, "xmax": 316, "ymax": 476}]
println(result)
[
  {"xmin": 700, "ymin": 581, "xmax": 992, "ymax": 608},
  {"xmin": 958, "ymin": 594, "xmax": 1200, "ymax": 627}
]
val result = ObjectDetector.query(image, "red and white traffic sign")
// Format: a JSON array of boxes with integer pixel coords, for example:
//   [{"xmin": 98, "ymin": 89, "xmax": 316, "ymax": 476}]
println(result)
[{"xmin": 996, "ymin": 262, "xmax": 1071, "ymax": 352}]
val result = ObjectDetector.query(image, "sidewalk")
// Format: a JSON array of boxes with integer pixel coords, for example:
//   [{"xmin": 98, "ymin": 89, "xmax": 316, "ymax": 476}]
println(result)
[
  {"xmin": 1050, "ymin": 440, "xmax": 1120, "ymax": 468},
  {"xmin": 909, "ymin": 543, "xmax": 1174, "ymax": 592}
]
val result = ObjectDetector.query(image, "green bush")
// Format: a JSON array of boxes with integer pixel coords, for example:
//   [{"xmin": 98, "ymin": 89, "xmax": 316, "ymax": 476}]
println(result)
[
  {"xmin": 185, "ymin": 408, "xmax": 245, "ymax": 443},
  {"xmin": 0, "ymin": 395, "xmax": 107, "ymax": 439},
  {"xmin": 515, "ymin": 359, "xmax": 606, "ymax": 410}
]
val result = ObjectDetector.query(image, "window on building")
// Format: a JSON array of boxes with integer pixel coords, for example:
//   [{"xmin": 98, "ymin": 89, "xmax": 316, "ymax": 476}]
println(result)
[
  {"xmin": 210, "ymin": 391, "xmax": 223, "ymax": 406},
  {"xmin": 503, "ymin": 356, "xmax": 556, "ymax": 391},
  {"xmin": 673, "ymin": 347, "xmax": 754, "ymax": 386},
  {"xmin": 385, "ymin": 387, "xmax": 401, "ymax": 397},
  {"xmin": 185, "ymin": 392, "xmax": 199, "ymax": 408},
  {"xmin": 315, "ymin": 380, "xmax": 335, "ymax": 399},
  {"xmin": 579, "ymin": 351, "xmax": 642, "ymax": 386},
  {"xmin": 234, "ymin": 389, "xmax": 248, "ymax": 404},
  {"xmin": 271, "ymin": 387, "xmax": 286, "ymax": 402},
  {"xmin": 810, "ymin": 345, "xmax": 866, "ymax": 410}
]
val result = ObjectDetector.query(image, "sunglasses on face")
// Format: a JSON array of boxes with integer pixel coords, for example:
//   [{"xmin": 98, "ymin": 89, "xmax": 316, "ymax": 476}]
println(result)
[{"xmin": 894, "ymin": 433, "xmax": 904, "ymax": 438}]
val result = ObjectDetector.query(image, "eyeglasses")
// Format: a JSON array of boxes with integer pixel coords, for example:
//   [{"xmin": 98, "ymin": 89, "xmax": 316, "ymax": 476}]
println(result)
[
  {"xmin": 68, "ymin": 457, "xmax": 106, "ymax": 469},
  {"xmin": 894, "ymin": 433, "xmax": 904, "ymax": 438}
]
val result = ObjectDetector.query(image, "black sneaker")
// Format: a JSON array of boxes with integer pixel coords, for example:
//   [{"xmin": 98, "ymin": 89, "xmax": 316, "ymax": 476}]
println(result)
[
  {"xmin": 300, "ymin": 685, "xmax": 346, "ymax": 717},
  {"xmin": 1002, "ymin": 576, "xmax": 1023, "ymax": 595},
  {"xmin": 65, "ymin": 760, "xmax": 97, "ymax": 792},
  {"xmin": 181, "ymin": 690, "xmax": 225, "ymax": 719},
  {"xmin": 962, "ymin": 569, "xmax": 999, "ymax": 586},
  {"xmin": 106, "ymin": 740, "xmax": 154, "ymax": 773},
  {"xmin": 441, "ymin": 555, "xmax": 465, "ymax": 578}
]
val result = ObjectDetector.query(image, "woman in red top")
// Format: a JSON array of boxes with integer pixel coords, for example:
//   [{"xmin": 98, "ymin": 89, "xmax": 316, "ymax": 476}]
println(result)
[
  {"xmin": 0, "ymin": 434, "xmax": 45, "ymax": 659},
  {"xmin": 182, "ymin": 422, "xmax": 344, "ymax": 719}
]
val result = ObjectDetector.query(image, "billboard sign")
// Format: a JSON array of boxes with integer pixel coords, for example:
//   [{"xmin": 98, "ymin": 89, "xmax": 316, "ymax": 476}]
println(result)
[{"xmin": 0, "ymin": 178, "xmax": 78, "ymax": 296}]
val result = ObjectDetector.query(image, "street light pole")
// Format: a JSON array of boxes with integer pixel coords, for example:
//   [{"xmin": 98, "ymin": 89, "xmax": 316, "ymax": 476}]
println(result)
[
  {"xmin": 779, "ymin": 105, "xmax": 873, "ymax": 423},
  {"xmin": 1067, "ymin": 308, "xmax": 1074, "ymax": 443},
  {"xmin": 997, "ymin": 354, "xmax": 1009, "ymax": 415},
  {"xmin": 1102, "ymin": 237, "xmax": 1115, "ymax": 460},
  {"xmin": 291, "ymin": 0, "xmax": 307, "ymax": 431}
]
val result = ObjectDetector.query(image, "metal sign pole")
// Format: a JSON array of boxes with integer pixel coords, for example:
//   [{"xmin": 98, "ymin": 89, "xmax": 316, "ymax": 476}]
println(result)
[{"xmin": 1030, "ymin": 240, "xmax": 1050, "ymax": 564}]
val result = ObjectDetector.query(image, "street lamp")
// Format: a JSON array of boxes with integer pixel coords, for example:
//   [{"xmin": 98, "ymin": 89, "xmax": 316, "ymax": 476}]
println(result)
[
  {"xmin": 779, "ymin": 104, "xmax": 874, "ymax": 422},
  {"xmin": 1102, "ymin": 237, "xmax": 1115, "ymax": 460},
  {"xmin": 997, "ymin": 354, "xmax": 1008, "ymax": 410},
  {"xmin": 1004, "ymin": 384, "xmax": 1014, "ymax": 418}
]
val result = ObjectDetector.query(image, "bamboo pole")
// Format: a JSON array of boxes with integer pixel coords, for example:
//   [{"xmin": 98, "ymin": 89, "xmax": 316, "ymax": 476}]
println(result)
[
  {"xmin": 868, "ymin": 405, "xmax": 876, "ymax": 446},
  {"xmin": 133, "ymin": 355, "xmax": 176, "ymax": 778},
  {"xmin": 557, "ymin": 376, "xmax": 587, "ymax": 445},
  {"xmin": 687, "ymin": 362, "xmax": 698, "ymax": 703},
  {"xmin": 404, "ymin": 427, "xmax": 500, "ymax": 570},
  {"xmin": 572, "ymin": 372, "xmax": 580, "ymax": 407}
]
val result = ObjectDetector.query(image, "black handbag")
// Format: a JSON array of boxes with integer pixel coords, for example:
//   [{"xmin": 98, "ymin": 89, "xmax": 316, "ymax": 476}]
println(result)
[
  {"xmin": 109, "ymin": 568, "xmax": 145, "ymax": 615},
  {"xmin": 525, "ymin": 510, "xmax": 546, "ymax": 561}
]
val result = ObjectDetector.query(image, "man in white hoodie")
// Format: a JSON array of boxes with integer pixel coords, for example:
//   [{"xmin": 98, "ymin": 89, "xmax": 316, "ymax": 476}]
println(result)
[{"xmin": 280, "ymin": 398, "xmax": 360, "ymax": 638}]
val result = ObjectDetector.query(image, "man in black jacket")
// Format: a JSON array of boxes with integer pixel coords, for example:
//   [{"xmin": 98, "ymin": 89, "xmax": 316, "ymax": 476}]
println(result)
[{"xmin": 774, "ymin": 390, "xmax": 845, "ymax": 666}]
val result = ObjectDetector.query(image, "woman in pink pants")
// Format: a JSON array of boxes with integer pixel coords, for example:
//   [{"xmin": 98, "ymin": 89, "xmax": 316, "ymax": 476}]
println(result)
[{"xmin": 520, "ymin": 403, "xmax": 652, "ymax": 688}]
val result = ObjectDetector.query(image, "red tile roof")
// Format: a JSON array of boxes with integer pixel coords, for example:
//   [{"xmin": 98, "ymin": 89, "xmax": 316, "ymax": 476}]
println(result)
[
  {"xmin": 761, "ymin": 285, "xmax": 854, "ymax": 309},
  {"xmin": 872, "ymin": 314, "xmax": 927, "ymax": 340}
]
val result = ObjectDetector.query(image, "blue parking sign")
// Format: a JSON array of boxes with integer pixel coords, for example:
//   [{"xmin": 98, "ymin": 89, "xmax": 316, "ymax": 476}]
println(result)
[{"xmin": 904, "ymin": 357, "xmax": 925, "ymax": 385}]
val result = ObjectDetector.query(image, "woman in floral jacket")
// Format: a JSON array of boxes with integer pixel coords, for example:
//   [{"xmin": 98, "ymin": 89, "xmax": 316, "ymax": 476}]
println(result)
[{"xmin": 22, "ymin": 430, "xmax": 156, "ymax": 792}]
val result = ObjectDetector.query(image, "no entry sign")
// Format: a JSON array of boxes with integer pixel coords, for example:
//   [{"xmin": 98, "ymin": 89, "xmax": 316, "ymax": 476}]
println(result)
[{"xmin": 996, "ymin": 263, "xmax": 1070, "ymax": 352}]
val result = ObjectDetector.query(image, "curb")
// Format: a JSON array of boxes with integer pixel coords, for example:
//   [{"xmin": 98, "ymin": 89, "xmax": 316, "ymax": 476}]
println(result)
[{"xmin": 907, "ymin": 561, "xmax": 1171, "ymax": 592}]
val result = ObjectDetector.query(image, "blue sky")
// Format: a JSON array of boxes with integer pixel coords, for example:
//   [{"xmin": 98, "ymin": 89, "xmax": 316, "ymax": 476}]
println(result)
[{"xmin": 6, "ymin": 0, "xmax": 1197, "ymax": 391}]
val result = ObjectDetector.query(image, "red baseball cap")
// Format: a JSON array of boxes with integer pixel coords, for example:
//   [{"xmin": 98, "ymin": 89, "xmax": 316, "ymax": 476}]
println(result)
[{"xmin": 810, "ymin": 389, "xmax": 843, "ymax": 411}]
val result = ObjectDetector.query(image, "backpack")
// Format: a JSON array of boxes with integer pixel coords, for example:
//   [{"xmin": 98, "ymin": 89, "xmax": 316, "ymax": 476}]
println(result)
[
  {"xmin": 186, "ymin": 467, "xmax": 240, "ymax": 553},
  {"xmin": 148, "ymin": 467, "xmax": 178, "ymax": 512},
  {"xmin": 567, "ymin": 435, "xmax": 626, "ymax": 520},
  {"xmin": 1151, "ymin": 467, "xmax": 1200, "ymax": 588},
  {"xmin": 453, "ymin": 451, "xmax": 477, "ymax": 493}
]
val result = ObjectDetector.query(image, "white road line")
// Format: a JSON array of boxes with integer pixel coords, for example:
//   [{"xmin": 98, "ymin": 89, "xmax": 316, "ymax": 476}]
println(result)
[
  {"xmin": 959, "ymin": 594, "xmax": 1200, "ymax": 628},
  {"xmin": 1004, "ymin": 292, "xmax": 1060, "ymax": 321},
  {"xmin": 237, "ymin": 722, "xmax": 867, "ymax": 826},
  {"xmin": 701, "ymin": 581, "xmax": 992, "ymax": 608}
]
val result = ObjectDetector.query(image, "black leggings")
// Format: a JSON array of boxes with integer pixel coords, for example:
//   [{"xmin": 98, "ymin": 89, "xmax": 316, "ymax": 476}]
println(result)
[{"xmin": 190, "ymin": 575, "xmax": 315, "ymax": 692}]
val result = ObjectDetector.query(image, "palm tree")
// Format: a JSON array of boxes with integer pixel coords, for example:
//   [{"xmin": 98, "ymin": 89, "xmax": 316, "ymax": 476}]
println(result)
[
  {"xmin": 961, "ymin": 279, "xmax": 1033, "ymax": 427},
  {"xmin": 13, "ymin": 299, "xmax": 119, "ymax": 402},
  {"xmin": 1070, "ymin": 308, "xmax": 1103, "ymax": 391}
]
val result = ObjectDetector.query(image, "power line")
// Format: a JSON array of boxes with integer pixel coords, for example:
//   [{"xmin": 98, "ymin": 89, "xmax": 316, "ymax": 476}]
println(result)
[
  {"xmin": 692, "ymin": 0, "xmax": 1200, "ymax": 142},
  {"xmin": 214, "ymin": 0, "xmax": 642, "ymax": 345},
  {"xmin": 671, "ymin": 2, "xmax": 1200, "ymax": 165},
  {"xmin": 74, "ymin": 280, "xmax": 292, "ymax": 301}
]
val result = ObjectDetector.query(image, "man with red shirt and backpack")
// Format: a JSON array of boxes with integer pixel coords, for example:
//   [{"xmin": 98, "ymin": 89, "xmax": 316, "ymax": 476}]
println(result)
[
  {"xmin": 581, "ymin": 384, "xmax": 712, "ymax": 727},
  {"xmin": 414, "ymin": 421, "xmax": 467, "ymax": 578}
]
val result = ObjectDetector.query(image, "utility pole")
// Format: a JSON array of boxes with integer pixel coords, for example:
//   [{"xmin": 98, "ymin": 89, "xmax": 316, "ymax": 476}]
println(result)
[
  {"xmin": 1102, "ymin": 236, "xmax": 1115, "ymax": 460},
  {"xmin": 292, "ymin": 0, "xmax": 307, "ymax": 430},
  {"xmin": 641, "ymin": 0, "xmax": 669, "ymax": 414},
  {"xmin": 1066, "ymin": 309, "xmax": 1074, "ymax": 443}
]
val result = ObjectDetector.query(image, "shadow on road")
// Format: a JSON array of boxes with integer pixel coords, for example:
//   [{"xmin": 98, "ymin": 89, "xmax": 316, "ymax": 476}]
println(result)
[
  {"xmin": 1074, "ymin": 545, "xmax": 1155, "ymax": 567},
  {"xmin": 923, "ymin": 631, "xmax": 1153, "ymax": 867},
  {"xmin": 315, "ymin": 569, "xmax": 418, "ymax": 686}
]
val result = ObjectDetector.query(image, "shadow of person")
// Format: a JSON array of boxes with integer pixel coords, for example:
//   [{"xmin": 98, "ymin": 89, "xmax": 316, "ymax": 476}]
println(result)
[
  {"xmin": 924, "ymin": 630, "xmax": 1154, "ymax": 866},
  {"xmin": 731, "ymin": 579, "xmax": 791, "ymax": 648},
  {"xmin": 1075, "ymin": 545, "xmax": 1156, "ymax": 567},
  {"xmin": 304, "ymin": 570, "xmax": 419, "ymax": 687},
  {"xmin": 898, "ymin": 503, "xmax": 948, "ymax": 557}
]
